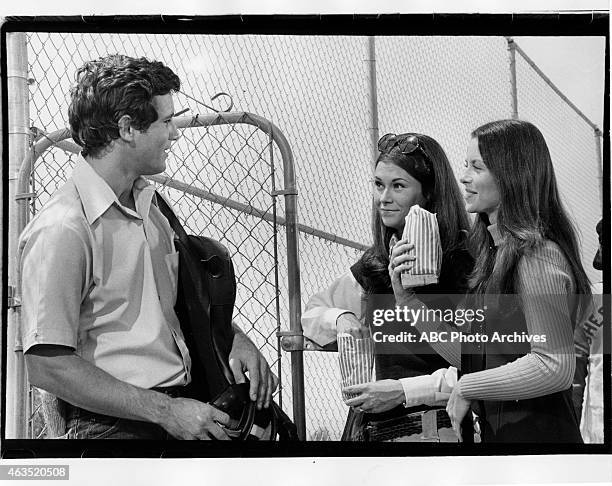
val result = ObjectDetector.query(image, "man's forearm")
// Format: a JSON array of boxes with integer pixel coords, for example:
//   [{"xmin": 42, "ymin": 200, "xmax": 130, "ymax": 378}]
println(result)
[{"xmin": 25, "ymin": 346, "xmax": 172, "ymax": 425}]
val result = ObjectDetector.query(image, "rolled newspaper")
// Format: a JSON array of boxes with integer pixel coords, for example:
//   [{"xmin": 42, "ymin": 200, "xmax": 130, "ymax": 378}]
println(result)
[
  {"xmin": 400, "ymin": 205, "xmax": 442, "ymax": 288},
  {"xmin": 337, "ymin": 332, "xmax": 375, "ymax": 402}
]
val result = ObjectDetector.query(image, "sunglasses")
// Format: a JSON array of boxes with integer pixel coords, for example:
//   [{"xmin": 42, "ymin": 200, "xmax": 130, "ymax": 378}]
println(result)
[
  {"xmin": 378, "ymin": 133, "xmax": 427, "ymax": 156},
  {"xmin": 377, "ymin": 133, "xmax": 433, "ymax": 178}
]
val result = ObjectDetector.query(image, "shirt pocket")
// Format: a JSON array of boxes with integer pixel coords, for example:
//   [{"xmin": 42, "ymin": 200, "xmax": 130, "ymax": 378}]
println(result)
[{"xmin": 165, "ymin": 251, "xmax": 179, "ymax": 304}]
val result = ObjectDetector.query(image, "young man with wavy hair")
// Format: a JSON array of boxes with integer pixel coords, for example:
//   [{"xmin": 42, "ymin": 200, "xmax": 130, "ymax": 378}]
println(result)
[{"xmin": 19, "ymin": 54, "xmax": 276, "ymax": 440}]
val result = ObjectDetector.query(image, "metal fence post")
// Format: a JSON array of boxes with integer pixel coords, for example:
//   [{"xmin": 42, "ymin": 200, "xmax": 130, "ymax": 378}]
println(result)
[
  {"xmin": 507, "ymin": 37, "xmax": 519, "ymax": 119},
  {"xmin": 283, "ymin": 159, "xmax": 306, "ymax": 440},
  {"xmin": 6, "ymin": 31, "xmax": 30, "ymax": 439},
  {"xmin": 367, "ymin": 36, "xmax": 380, "ymax": 165}
]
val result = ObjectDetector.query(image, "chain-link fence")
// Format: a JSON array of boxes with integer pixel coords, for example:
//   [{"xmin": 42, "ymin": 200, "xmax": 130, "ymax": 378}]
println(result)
[
  {"xmin": 512, "ymin": 42, "xmax": 603, "ymax": 285},
  {"xmin": 5, "ymin": 32, "xmax": 603, "ymax": 441}
]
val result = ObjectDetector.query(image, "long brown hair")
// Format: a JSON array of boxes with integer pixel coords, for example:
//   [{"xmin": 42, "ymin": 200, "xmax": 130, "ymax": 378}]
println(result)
[
  {"xmin": 468, "ymin": 119, "xmax": 591, "ymax": 298},
  {"xmin": 360, "ymin": 133, "xmax": 470, "ymax": 290}
]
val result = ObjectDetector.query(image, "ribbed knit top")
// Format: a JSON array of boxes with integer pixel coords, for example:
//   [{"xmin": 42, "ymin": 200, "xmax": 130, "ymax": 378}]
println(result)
[{"xmin": 457, "ymin": 224, "xmax": 578, "ymax": 401}]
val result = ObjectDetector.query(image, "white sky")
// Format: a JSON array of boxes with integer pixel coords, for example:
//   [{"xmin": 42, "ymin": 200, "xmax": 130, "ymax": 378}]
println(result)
[{"xmin": 515, "ymin": 36, "xmax": 605, "ymax": 129}]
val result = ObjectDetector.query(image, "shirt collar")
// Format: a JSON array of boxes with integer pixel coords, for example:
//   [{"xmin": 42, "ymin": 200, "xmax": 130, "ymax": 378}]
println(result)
[
  {"xmin": 487, "ymin": 223, "xmax": 503, "ymax": 247},
  {"xmin": 72, "ymin": 155, "xmax": 155, "ymax": 225}
]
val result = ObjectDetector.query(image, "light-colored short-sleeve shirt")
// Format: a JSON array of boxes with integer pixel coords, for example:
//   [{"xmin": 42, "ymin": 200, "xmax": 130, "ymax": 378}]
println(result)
[{"xmin": 18, "ymin": 156, "xmax": 191, "ymax": 389}]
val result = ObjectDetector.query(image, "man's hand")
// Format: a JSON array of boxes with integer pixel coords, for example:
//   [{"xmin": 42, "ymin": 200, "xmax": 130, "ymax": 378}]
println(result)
[
  {"xmin": 228, "ymin": 328, "xmax": 278, "ymax": 409},
  {"xmin": 343, "ymin": 379, "xmax": 405, "ymax": 414},
  {"xmin": 160, "ymin": 397, "xmax": 231, "ymax": 440}
]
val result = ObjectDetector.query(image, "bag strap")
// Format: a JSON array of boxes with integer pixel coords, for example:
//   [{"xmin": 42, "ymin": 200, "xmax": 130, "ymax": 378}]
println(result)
[
  {"xmin": 155, "ymin": 191, "xmax": 188, "ymax": 242},
  {"xmin": 155, "ymin": 190, "xmax": 235, "ymax": 398}
]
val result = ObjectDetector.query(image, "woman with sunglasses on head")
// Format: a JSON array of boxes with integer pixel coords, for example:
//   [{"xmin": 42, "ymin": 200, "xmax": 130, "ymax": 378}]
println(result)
[
  {"xmin": 302, "ymin": 132, "xmax": 473, "ymax": 441},
  {"xmin": 391, "ymin": 119, "xmax": 589, "ymax": 442}
]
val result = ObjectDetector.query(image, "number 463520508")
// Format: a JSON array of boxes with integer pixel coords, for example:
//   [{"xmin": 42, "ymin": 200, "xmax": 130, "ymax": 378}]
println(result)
[{"xmin": 2, "ymin": 465, "xmax": 68, "ymax": 480}]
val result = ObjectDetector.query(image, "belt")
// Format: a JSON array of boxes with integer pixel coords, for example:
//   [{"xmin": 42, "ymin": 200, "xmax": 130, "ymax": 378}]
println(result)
[
  {"xmin": 364, "ymin": 408, "xmax": 452, "ymax": 442},
  {"xmin": 150, "ymin": 385, "xmax": 189, "ymax": 398}
]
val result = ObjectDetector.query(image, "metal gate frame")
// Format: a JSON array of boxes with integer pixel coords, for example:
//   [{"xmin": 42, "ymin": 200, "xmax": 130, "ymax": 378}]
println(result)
[{"xmin": 5, "ymin": 111, "xmax": 307, "ymax": 440}]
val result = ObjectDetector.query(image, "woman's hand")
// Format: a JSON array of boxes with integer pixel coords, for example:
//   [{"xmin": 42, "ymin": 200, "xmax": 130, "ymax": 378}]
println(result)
[
  {"xmin": 337, "ymin": 313, "xmax": 371, "ymax": 339},
  {"xmin": 446, "ymin": 383, "xmax": 472, "ymax": 442},
  {"xmin": 388, "ymin": 238, "xmax": 416, "ymax": 304},
  {"xmin": 343, "ymin": 379, "xmax": 405, "ymax": 414}
]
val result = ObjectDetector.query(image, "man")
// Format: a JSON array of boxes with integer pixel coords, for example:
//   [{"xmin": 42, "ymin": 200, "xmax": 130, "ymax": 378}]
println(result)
[
  {"xmin": 573, "ymin": 219, "xmax": 604, "ymax": 443},
  {"xmin": 18, "ymin": 54, "xmax": 276, "ymax": 440}
]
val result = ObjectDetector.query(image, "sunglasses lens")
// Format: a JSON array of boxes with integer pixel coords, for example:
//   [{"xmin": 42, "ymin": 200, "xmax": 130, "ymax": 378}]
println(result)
[
  {"xmin": 378, "ymin": 133, "xmax": 396, "ymax": 153},
  {"xmin": 397, "ymin": 135, "xmax": 419, "ymax": 154},
  {"xmin": 398, "ymin": 141, "xmax": 417, "ymax": 154}
]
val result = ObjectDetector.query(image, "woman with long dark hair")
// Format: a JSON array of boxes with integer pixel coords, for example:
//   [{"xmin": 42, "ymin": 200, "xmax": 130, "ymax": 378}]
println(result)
[
  {"xmin": 391, "ymin": 119, "xmax": 590, "ymax": 442},
  {"xmin": 302, "ymin": 132, "xmax": 473, "ymax": 441}
]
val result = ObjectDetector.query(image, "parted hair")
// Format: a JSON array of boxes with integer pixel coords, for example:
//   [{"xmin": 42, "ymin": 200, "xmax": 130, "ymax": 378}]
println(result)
[
  {"xmin": 69, "ymin": 54, "xmax": 180, "ymax": 158},
  {"xmin": 468, "ymin": 119, "xmax": 591, "ymax": 298}
]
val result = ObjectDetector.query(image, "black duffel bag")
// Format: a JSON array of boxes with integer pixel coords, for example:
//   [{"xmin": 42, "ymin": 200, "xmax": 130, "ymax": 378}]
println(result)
[{"xmin": 156, "ymin": 192, "xmax": 298, "ymax": 441}]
